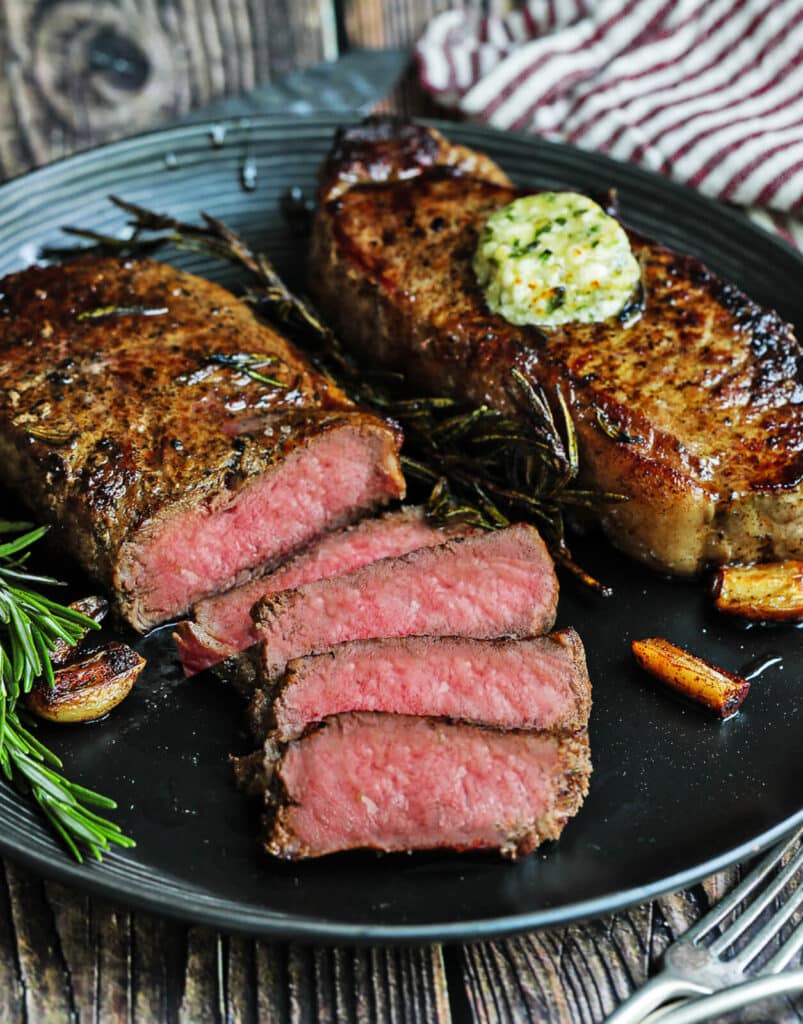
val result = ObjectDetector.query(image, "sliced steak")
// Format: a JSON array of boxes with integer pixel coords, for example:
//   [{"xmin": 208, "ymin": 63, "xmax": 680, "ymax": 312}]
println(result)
[
  {"xmin": 249, "ymin": 629, "xmax": 591, "ymax": 741},
  {"xmin": 260, "ymin": 712, "xmax": 591, "ymax": 858},
  {"xmin": 0, "ymin": 257, "xmax": 404, "ymax": 630},
  {"xmin": 174, "ymin": 506, "xmax": 470, "ymax": 675},
  {"xmin": 250, "ymin": 523, "xmax": 558, "ymax": 683},
  {"xmin": 310, "ymin": 118, "xmax": 803, "ymax": 576}
]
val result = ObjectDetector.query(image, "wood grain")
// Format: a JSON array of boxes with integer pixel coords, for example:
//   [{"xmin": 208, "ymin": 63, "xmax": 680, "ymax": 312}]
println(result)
[
  {"xmin": 0, "ymin": 0, "xmax": 334, "ymax": 179},
  {"xmin": 0, "ymin": 0, "xmax": 514, "ymax": 180},
  {"xmin": 459, "ymin": 873, "xmax": 803, "ymax": 1024},
  {"xmin": 1, "ymin": 855, "xmax": 800, "ymax": 1023},
  {"xmin": 0, "ymin": 860, "xmax": 453, "ymax": 1023}
]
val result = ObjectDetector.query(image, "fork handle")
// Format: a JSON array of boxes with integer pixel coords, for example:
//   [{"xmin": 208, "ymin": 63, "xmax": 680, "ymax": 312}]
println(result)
[{"xmin": 606, "ymin": 975, "xmax": 708, "ymax": 1024}]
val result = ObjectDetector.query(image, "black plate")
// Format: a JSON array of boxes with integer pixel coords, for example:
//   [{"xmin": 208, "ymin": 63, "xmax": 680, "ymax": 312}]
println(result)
[{"xmin": 0, "ymin": 115, "xmax": 800, "ymax": 943}]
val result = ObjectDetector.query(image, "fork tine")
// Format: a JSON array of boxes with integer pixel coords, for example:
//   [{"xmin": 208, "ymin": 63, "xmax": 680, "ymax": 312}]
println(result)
[
  {"xmin": 709, "ymin": 841, "xmax": 803, "ymax": 955},
  {"xmin": 764, "ymin": 919, "xmax": 803, "ymax": 974},
  {"xmin": 683, "ymin": 827, "xmax": 803, "ymax": 944},
  {"xmin": 730, "ymin": 881, "xmax": 803, "ymax": 970}
]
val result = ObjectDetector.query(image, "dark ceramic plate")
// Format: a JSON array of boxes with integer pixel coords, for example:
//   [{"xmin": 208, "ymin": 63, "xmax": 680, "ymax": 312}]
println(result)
[{"xmin": 0, "ymin": 115, "xmax": 800, "ymax": 942}]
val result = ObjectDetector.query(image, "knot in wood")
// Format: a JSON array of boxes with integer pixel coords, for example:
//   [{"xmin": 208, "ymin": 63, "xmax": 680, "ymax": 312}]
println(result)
[{"xmin": 32, "ymin": 0, "xmax": 177, "ymax": 133}]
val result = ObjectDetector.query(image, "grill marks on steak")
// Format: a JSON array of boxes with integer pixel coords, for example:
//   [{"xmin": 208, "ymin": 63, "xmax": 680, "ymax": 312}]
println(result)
[
  {"xmin": 310, "ymin": 118, "xmax": 803, "ymax": 576},
  {"xmin": 0, "ymin": 258, "xmax": 404, "ymax": 630},
  {"xmin": 174, "ymin": 506, "xmax": 472, "ymax": 675},
  {"xmin": 260, "ymin": 713, "xmax": 592, "ymax": 859},
  {"xmin": 248, "ymin": 629, "xmax": 591, "ymax": 742},
  {"xmin": 251, "ymin": 523, "xmax": 558, "ymax": 682}
]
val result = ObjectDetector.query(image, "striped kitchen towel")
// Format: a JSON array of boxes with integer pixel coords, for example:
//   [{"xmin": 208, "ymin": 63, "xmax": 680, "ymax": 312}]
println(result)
[{"xmin": 416, "ymin": 0, "xmax": 803, "ymax": 247}]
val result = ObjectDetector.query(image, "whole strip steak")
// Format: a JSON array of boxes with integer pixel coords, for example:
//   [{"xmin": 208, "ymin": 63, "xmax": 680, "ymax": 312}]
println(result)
[
  {"xmin": 0, "ymin": 257, "xmax": 404, "ymax": 630},
  {"xmin": 310, "ymin": 118, "xmax": 803, "ymax": 576}
]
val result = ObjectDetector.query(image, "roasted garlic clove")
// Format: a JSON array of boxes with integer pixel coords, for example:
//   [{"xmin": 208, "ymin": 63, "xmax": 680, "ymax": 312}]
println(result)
[
  {"xmin": 27, "ymin": 642, "xmax": 144, "ymax": 723},
  {"xmin": 712, "ymin": 561, "xmax": 803, "ymax": 622},
  {"xmin": 632, "ymin": 637, "xmax": 750, "ymax": 719},
  {"xmin": 49, "ymin": 595, "xmax": 110, "ymax": 667}
]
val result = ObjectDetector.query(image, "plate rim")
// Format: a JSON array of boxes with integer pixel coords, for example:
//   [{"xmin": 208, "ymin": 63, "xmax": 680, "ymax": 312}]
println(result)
[
  {"xmin": 0, "ymin": 111, "xmax": 801, "ymax": 942},
  {"xmin": 3, "ymin": 810, "xmax": 802, "ymax": 943},
  {"xmin": 4, "ymin": 109, "xmax": 801, "ymax": 262}
]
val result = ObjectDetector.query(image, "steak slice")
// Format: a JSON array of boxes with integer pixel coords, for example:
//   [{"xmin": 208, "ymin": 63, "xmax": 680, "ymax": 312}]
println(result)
[
  {"xmin": 250, "ymin": 523, "xmax": 558, "ymax": 683},
  {"xmin": 310, "ymin": 117, "xmax": 803, "ymax": 576},
  {"xmin": 248, "ymin": 629, "xmax": 591, "ymax": 741},
  {"xmin": 174, "ymin": 506, "xmax": 472, "ymax": 675},
  {"xmin": 0, "ymin": 257, "xmax": 404, "ymax": 630},
  {"xmin": 260, "ymin": 712, "xmax": 591, "ymax": 859}
]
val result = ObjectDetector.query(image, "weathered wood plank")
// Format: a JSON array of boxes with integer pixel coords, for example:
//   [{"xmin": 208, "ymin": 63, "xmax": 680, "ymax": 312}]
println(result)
[
  {"xmin": 313, "ymin": 947, "xmax": 338, "ymax": 1024},
  {"xmin": 255, "ymin": 943, "xmax": 290, "ymax": 1024},
  {"xmin": 132, "ymin": 910, "xmax": 185, "ymax": 1022},
  {"xmin": 0, "ymin": 863, "xmax": 24, "ymax": 1024},
  {"xmin": 460, "ymin": 881, "xmax": 803, "ymax": 1024},
  {"xmin": 95, "ymin": 902, "xmax": 134, "ymax": 1022},
  {"xmin": 226, "ymin": 933, "xmax": 258, "ymax": 1024},
  {"xmin": 44, "ymin": 880, "xmax": 96, "ymax": 1024},
  {"xmin": 277, "ymin": 944, "xmax": 452, "ymax": 1024},
  {"xmin": 179, "ymin": 927, "xmax": 224, "ymax": 1024},
  {"xmin": 0, "ymin": 0, "xmax": 335, "ymax": 179},
  {"xmin": 5, "ymin": 862, "xmax": 75, "ymax": 1023}
]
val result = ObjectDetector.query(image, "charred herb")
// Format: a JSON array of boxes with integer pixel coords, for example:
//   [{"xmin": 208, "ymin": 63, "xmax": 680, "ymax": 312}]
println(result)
[
  {"xmin": 595, "ymin": 406, "xmax": 644, "ymax": 445},
  {"xmin": 76, "ymin": 305, "xmax": 168, "ymax": 321},
  {"xmin": 207, "ymin": 352, "xmax": 287, "ymax": 389},
  {"xmin": 25, "ymin": 427, "xmax": 77, "ymax": 446},
  {"xmin": 0, "ymin": 522, "xmax": 135, "ymax": 861},
  {"xmin": 54, "ymin": 197, "xmax": 625, "ymax": 592}
]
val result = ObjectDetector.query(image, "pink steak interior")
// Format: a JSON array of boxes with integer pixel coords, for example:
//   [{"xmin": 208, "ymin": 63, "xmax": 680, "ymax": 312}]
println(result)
[
  {"xmin": 175, "ymin": 509, "xmax": 450, "ymax": 674},
  {"xmin": 258, "ymin": 524, "xmax": 556, "ymax": 678},
  {"xmin": 118, "ymin": 425, "xmax": 402, "ymax": 630},
  {"xmin": 275, "ymin": 632, "xmax": 587, "ymax": 740},
  {"xmin": 275, "ymin": 713, "xmax": 566, "ymax": 855}
]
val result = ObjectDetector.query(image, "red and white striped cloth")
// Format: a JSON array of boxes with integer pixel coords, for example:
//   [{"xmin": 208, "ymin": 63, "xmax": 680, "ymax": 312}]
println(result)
[{"xmin": 416, "ymin": 0, "xmax": 803, "ymax": 247}]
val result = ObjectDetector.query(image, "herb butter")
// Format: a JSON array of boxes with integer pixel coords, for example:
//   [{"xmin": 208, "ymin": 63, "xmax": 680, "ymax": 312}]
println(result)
[{"xmin": 473, "ymin": 192, "xmax": 641, "ymax": 327}]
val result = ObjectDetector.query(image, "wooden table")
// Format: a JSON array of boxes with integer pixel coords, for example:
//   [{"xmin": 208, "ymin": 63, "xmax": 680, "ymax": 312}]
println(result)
[
  {"xmin": 0, "ymin": 862, "xmax": 745, "ymax": 1022},
  {"xmin": 0, "ymin": 2, "xmax": 801, "ymax": 1020}
]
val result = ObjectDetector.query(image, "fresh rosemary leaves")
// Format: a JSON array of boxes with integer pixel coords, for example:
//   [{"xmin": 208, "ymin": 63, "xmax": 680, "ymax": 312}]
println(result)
[{"xmin": 0, "ymin": 522, "xmax": 135, "ymax": 862}]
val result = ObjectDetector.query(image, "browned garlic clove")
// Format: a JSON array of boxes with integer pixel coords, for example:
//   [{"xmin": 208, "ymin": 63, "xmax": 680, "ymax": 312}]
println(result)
[
  {"xmin": 632, "ymin": 637, "xmax": 750, "ymax": 719},
  {"xmin": 712, "ymin": 561, "xmax": 803, "ymax": 622},
  {"xmin": 27, "ymin": 642, "xmax": 144, "ymax": 723}
]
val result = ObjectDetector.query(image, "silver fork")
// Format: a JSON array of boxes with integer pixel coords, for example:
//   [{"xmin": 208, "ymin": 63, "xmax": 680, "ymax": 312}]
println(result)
[{"xmin": 607, "ymin": 824, "xmax": 803, "ymax": 1024}]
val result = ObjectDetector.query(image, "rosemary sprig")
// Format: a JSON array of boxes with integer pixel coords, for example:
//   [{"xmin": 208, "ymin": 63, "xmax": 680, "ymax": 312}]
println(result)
[
  {"xmin": 207, "ymin": 352, "xmax": 287, "ymax": 389},
  {"xmin": 76, "ymin": 304, "xmax": 168, "ymax": 321},
  {"xmin": 0, "ymin": 522, "xmax": 135, "ymax": 861},
  {"xmin": 54, "ymin": 197, "xmax": 624, "ymax": 592}
]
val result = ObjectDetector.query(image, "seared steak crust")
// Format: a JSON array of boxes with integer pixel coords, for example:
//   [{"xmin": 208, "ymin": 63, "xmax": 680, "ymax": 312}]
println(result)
[
  {"xmin": 310, "ymin": 118, "xmax": 803, "ymax": 575},
  {"xmin": 320, "ymin": 115, "xmax": 511, "ymax": 201},
  {"xmin": 0, "ymin": 257, "xmax": 404, "ymax": 629}
]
